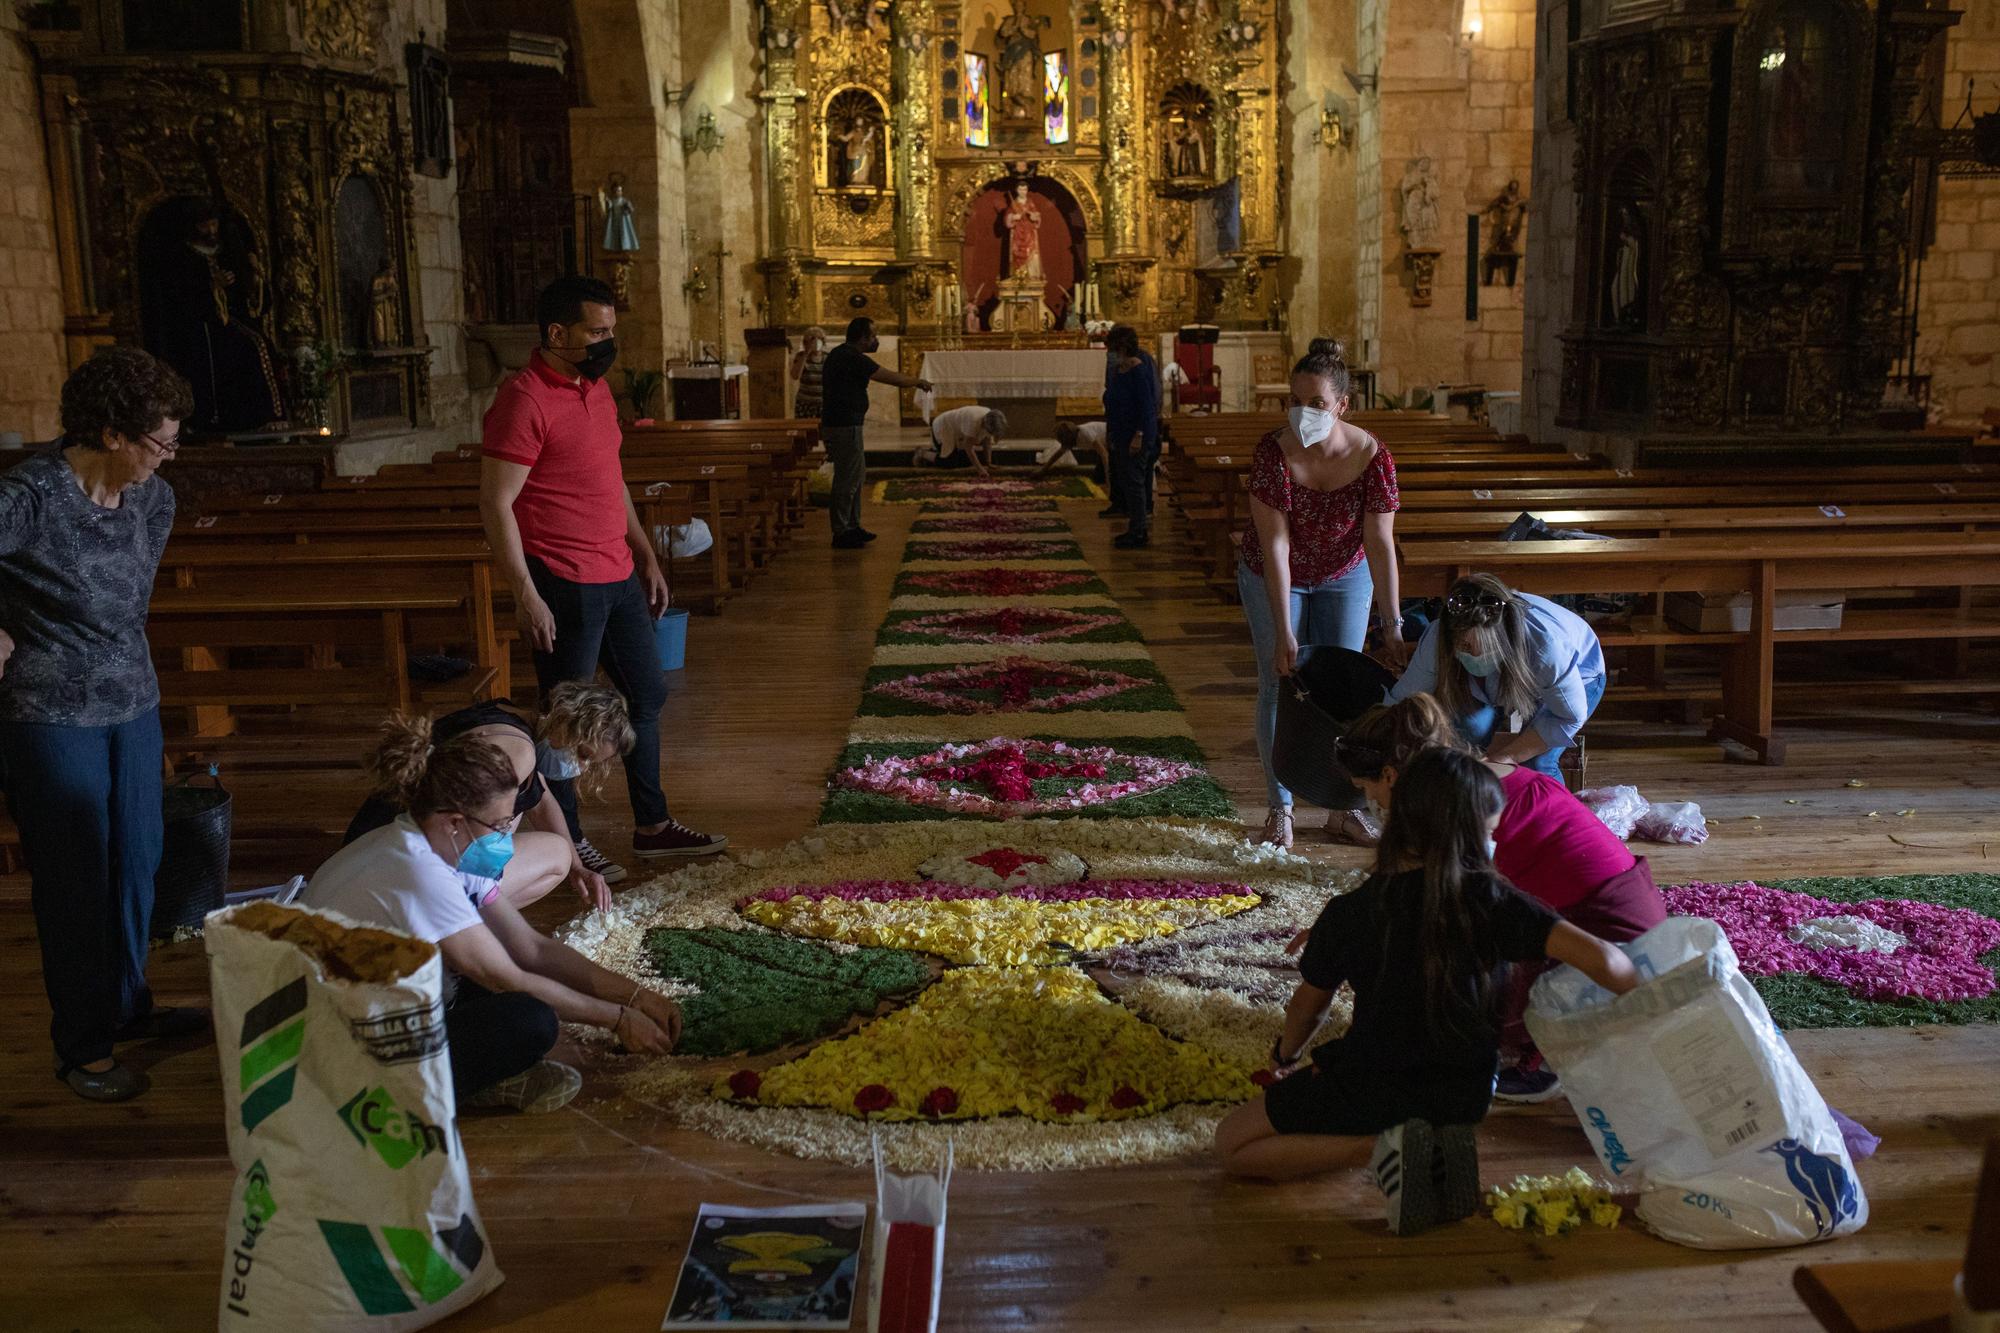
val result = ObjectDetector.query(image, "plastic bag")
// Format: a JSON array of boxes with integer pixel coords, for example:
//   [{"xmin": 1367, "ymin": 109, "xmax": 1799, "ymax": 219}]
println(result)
[
  {"xmin": 207, "ymin": 901, "xmax": 502, "ymax": 1329},
  {"xmin": 1527, "ymin": 917, "xmax": 1868, "ymax": 1249},
  {"xmin": 652, "ymin": 518, "xmax": 714, "ymax": 560},
  {"xmin": 1635, "ymin": 801, "xmax": 1708, "ymax": 845},
  {"xmin": 1581, "ymin": 785, "xmax": 1649, "ymax": 839}
]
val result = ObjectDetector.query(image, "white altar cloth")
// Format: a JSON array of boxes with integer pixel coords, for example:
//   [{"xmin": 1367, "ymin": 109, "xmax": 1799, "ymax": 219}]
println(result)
[{"xmin": 919, "ymin": 349, "xmax": 1105, "ymax": 400}]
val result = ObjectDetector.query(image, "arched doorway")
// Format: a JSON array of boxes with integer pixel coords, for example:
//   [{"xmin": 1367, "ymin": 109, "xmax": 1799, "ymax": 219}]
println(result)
[{"xmin": 960, "ymin": 174, "xmax": 1088, "ymax": 330}]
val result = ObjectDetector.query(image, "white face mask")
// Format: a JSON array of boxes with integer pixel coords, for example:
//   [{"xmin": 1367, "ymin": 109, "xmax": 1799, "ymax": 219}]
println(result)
[
  {"xmin": 1483, "ymin": 837, "xmax": 1499, "ymax": 862},
  {"xmin": 1288, "ymin": 405, "xmax": 1335, "ymax": 447},
  {"xmin": 542, "ymin": 747, "xmax": 584, "ymax": 781}
]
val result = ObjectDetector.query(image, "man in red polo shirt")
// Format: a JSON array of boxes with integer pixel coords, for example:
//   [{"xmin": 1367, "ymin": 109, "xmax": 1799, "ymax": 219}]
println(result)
[{"xmin": 480, "ymin": 276, "xmax": 724, "ymax": 867}]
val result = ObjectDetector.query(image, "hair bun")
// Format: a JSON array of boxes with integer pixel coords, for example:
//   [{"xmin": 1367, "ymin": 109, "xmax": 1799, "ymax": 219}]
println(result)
[{"xmin": 1307, "ymin": 337, "xmax": 1346, "ymax": 362}]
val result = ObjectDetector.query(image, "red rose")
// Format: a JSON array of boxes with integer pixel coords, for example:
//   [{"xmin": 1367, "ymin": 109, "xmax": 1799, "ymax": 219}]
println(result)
[
  {"xmin": 1110, "ymin": 1085, "xmax": 1144, "ymax": 1110},
  {"xmin": 727, "ymin": 1069, "xmax": 762, "ymax": 1100},
  {"xmin": 1249, "ymin": 1068, "xmax": 1277, "ymax": 1087},
  {"xmin": 1049, "ymin": 1092, "xmax": 1086, "ymax": 1115},
  {"xmin": 919, "ymin": 1086, "xmax": 960, "ymax": 1117},
  {"xmin": 854, "ymin": 1083, "xmax": 897, "ymax": 1114}
]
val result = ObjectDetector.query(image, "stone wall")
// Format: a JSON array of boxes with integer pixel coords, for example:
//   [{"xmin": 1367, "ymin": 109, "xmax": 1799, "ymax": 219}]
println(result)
[
  {"xmin": 0, "ymin": 10, "xmax": 66, "ymax": 442},
  {"xmin": 1523, "ymin": 0, "xmax": 1581, "ymax": 447},
  {"xmin": 1282, "ymin": 0, "xmax": 1358, "ymax": 354},
  {"xmin": 1919, "ymin": 7, "xmax": 2000, "ymax": 427}
]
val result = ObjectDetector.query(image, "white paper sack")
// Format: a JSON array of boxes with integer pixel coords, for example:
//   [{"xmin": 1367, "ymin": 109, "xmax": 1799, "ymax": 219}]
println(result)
[
  {"xmin": 207, "ymin": 903, "xmax": 502, "ymax": 1329},
  {"xmin": 1526, "ymin": 917, "xmax": 1867, "ymax": 1250}
]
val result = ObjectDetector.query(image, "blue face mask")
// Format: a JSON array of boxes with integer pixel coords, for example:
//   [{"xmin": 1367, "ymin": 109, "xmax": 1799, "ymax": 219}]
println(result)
[
  {"xmin": 457, "ymin": 827, "xmax": 515, "ymax": 880},
  {"xmin": 1456, "ymin": 649, "xmax": 1501, "ymax": 677}
]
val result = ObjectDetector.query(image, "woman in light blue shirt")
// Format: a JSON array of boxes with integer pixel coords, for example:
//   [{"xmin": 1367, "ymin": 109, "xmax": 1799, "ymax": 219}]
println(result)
[{"xmin": 1387, "ymin": 573, "xmax": 1605, "ymax": 777}]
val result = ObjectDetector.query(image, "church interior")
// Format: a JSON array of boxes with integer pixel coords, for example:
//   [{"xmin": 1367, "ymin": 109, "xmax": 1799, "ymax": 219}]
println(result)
[{"xmin": 1, "ymin": 0, "xmax": 1998, "ymax": 1328}]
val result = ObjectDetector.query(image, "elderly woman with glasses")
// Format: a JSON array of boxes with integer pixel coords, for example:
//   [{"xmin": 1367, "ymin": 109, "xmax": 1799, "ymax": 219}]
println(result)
[
  {"xmin": 0, "ymin": 346, "xmax": 203, "ymax": 1102},
  {"xmin": 1386, "ymin": 572, "xmax": 1606, "ymax": 778},
  {"xmin": 303, "ymin": 723, "xmax": 681, "ymax": 1114}
]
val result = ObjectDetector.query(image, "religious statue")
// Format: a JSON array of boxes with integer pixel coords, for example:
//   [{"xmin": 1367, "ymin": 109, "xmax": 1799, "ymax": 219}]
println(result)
[
  {"xmin": 1150, "ymin": 0, "xmax": 1212, "ymax": 29},
  {"xmin": 142, "ymin": 205, "xmax": 286, "ymax": 433},
  {"xmin": 368, "ymin": 259, "xmax": 400, "ymax": 349},
  {"xmin": 825, "ymin": 0, "xmax": 886, "ymax": 33},
  {"xmin": 1609, "ymin": 204, "xmax": 1646, "ymax": 329},
  {"xmin": 1002, "ymin": 181, "xmax": 1044, "ymax": 283},
  {"xmin": 1398, "ymin": 157, "xmax": 1442, "ymax": 250},
  {"xmin": 1166, "ymin": 119, "xmax": 1209, "ymax": 178},
  {"xmin": 600, "ymin": 175, "xmax": 640, "ymax": 253},
  {"xmin": 1485, "ymin": 180, "xmax": 1527, "ymax": 255},
  {"xmin": 840, "ymin": 117, "xmax": 877, "ymax": 188},
  {"xmin": 997, "ymin": 0, "xmax": 1051, "ymax": 122},
  {"xmin": 1756, "ymin": 17, "xmax": 1836, "ymax": 192}
]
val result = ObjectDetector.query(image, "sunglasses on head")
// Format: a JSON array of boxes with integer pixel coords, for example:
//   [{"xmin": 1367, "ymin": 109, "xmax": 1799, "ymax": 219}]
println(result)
[
  {"xmin": 1445, "ymin": 588, "xmax": 1508, "ymax": 617},
  {"xmin": 1333, "ymin": 734, "xmax": 1386, "ymax": 773}
]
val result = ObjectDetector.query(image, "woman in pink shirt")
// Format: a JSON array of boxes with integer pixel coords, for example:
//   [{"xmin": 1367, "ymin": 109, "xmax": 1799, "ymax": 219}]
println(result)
[{"xmin": 1325, "ymin": 693, "xmax": 1666, "ymax": 1102}]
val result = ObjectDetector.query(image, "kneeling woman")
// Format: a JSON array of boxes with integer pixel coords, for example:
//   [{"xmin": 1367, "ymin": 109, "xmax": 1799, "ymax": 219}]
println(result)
[
  {"xmin": 344, "ymin": 682, "xmax": 635, "ymax": 909},
  {"xmin": 1215, "ymin": 749, "xmax": 1637, "ymax": 1235},
  {"xmin": 1389, "ymin": 573, "xmax": 1604, "ymax": 778},
  {"xmin": 305, "ymin": 729, "xmax": 679, "ymax": 1113},
  {"xmin": 1335, "ymin": 693, "xmax": 1666, "ymax": 1100}
]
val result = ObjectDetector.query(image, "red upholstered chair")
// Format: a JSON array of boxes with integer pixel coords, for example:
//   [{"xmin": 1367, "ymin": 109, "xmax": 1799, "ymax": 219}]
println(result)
[{"xmin": 1173, "ymin": 337, "xmax": 1221, "ymax": 413}]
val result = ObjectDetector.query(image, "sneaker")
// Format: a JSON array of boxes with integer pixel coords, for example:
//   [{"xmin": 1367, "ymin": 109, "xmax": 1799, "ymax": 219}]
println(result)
[
  {"xmin": 832, "ymin": 531, "xmax": 868, "ymax": 549},
  {"xmin": 1432, "ymin": 1123, "xmax": 1483, "ymax": 1226},
  {"xmin": 575, "ymin": 838, "xmax": 628, "ymax": 885},
  {"xmin": 1372, "ymin": 1120, "xmax": 1437, "ymax": 1236},
  {"xmin": 464, "ymin": 1060, "xmax": 582, "ymax": 1114},
  {"xmin": 1494, "ymin": 1064, "xmax": 1564, "ymax": 1104},
  {"xmin": 1257, "ymin": 806, "xmax": 1295, "ymax": 850},
  {"xmin": 633, "ymin": 819, "xmax": 729, "ymax": 858}
]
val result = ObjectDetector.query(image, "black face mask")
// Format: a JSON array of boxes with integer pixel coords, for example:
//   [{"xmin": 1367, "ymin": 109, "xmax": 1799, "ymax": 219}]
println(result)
[{"xmin": 551, "ymin": 337, "xmax": 618, "ymax": 380}]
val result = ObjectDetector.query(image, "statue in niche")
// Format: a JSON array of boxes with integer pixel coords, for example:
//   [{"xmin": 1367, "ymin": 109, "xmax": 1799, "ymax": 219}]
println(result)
[
  {"xmin": 1607, "ymin": 204, "xmax": 1647, "ymax": 330},
  {"xmin": 1003, "ymin": 180, "xmax": 1044, "ymax": 282},
  {"xmin": 600, "ymin": 175, "xmax": 640, "ymax": 252},
  {"xmin": 140, "ymin": 202, "xmax": 286, "ymax": 433},
  {"xmin": 1399, "ymin": 157, "xmax": 1442, "ymax": 250},
  {"xmin": 825, "ymin": 0, "xmax": 887, "ymax": 34},
  {"xmin": 1168, "ymin": 119, "xmax": 1211, "ymax": 178},
  {"xmin": 997, "ymin": 0, "xmax": 1051, "ymax": 121},
  {"xmin": 1485, "ymin": 180, "xmax": 1527, "ymax": 255},
  {"xmin": 840, "ymin": 117, "xmax": 878, "ymax": 188},
  {"xmin": 1150, "ymin": 0, "xmax": 1212, "ymax": 29},
  {"xmin": 368, "ymin": 259, "xmax": 400, "ymax": 348},
  {"xmin": 1755, "ymin": 10, "xmax": 1839, "ymax": 193}
]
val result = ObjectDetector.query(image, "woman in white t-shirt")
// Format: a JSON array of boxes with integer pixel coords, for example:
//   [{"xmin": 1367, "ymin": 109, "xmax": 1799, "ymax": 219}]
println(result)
[
  {"xmin": 304, "ymin": 726, "xmax": 680, "ymax": 1114},
  {"xmin": 913, "ymin": 405, "xmax": 1005, "ymax": 476}
]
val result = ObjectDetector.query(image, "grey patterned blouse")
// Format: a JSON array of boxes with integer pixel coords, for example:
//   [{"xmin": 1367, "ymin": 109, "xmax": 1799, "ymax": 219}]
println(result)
[{"xmin": 0, "ymin": 448, "xmax": 174, "ymax": 726}]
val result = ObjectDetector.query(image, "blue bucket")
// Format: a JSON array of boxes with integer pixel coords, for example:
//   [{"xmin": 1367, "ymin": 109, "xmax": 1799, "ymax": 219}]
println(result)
[{"xmin": 654, "ymin": 608, "xmax": 689, "ymax": 671}]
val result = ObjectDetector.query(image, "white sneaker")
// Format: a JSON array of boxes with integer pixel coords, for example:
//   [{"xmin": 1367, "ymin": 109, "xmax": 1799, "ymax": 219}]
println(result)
[
  {"xmin": 464, "ymin": 1060, "xmax": 582, "ymax": 1114},
  {"xmin": 576, "ymin": 838, "xmax": 628, "ymax": 884}
]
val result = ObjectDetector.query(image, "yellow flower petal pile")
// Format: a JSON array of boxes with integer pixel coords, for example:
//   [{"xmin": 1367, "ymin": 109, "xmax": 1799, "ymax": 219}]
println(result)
[
  {"xmin": 726, "ymin": 966, "xmax": 1255, "ymax": 1121},
  {"xmin": 739, "ymin": 892, "xmax": 1262, "ymax": 966},
  {"xmin": 1486, "ymin": 1166, "xmax": 1623, "ymax": 1236}
]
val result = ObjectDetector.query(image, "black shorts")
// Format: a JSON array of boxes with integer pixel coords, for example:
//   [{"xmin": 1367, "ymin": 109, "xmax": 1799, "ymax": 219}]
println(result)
[{"xmin": 1261, "ymin": 1057, "xmax": 1493, "ymax": 1137}]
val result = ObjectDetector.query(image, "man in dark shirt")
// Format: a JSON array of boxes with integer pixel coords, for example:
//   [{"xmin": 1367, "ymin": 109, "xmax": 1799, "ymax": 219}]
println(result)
[
  {"xmin": 819, "ymin": 316, "xmax": 934, "ymax": 549},
  {"xmin": 1102, "ymin": 324, "xmax": 1161, "ymax": 549}
]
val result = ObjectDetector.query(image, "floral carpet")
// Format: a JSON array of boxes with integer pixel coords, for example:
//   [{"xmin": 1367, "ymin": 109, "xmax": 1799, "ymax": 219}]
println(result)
[{"xmin": 563, "ymin": 481, "xmax": 1353, "ymax": 1170}]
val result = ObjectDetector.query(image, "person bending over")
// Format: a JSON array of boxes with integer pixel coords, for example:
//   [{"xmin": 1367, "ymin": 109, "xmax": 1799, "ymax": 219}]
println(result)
[
  {"xmin": 1389, "ymin": 572, "xmax": 1605, "ymax": 778},
  {"xmin": 1213, "ymin": 749, "xmax": 1637, "ymax": 1235},
  {"xmin": 914, "ymin": 405, "xmax": 1006, "ymax": 477},
  {"xmin": 342, "ymin": 683, "xmax": 636, "ymax": 908},
  {"xmin": 1333, "ymin": 693, "xmax": 1666, "ymax": 1101},
  {"xmin": 304, "ymin": 733, "xmax": 680, "ymax": 1114}
]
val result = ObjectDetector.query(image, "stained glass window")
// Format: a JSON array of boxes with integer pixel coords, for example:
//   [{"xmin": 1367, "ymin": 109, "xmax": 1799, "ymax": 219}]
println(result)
[
  {"xmin": 1044, "ymin": 49, "xmax": 1070, "ymax": 144},
  {"xmin": 965, "ymin": 54, "xmax": 990, "ymax": 148}
]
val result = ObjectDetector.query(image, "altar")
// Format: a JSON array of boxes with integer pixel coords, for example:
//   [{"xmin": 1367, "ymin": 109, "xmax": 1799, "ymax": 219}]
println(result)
[{"xmin": 918, "ymin": 347, "xmax": 1107, "ymax": 436}]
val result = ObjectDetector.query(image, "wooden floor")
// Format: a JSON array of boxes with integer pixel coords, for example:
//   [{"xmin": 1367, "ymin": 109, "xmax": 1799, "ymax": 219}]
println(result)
[{"xmin": 3, "ymin": 494, "xmax": 1998, "ymax": 1331}]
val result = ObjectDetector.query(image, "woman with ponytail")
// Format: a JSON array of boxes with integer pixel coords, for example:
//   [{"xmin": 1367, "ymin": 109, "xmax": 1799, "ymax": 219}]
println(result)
[
  {"xmin": 304, "ymin": 727, "xmax": 680, "ymax": 1115},
  {"xmin": 1239, "ymin": 337, "xmax": 1409, "ymax": 851},
  {"xmin": 1213, "ymin": 749, "xmax": 1637, "ymax": 1235},
  {"xmin": 1388, "ymin": 572, "xmax": 1605, "ymax": 777},
  {"xmin": 1333, "ymin": 693, "xmax": 1665, "ymax": 1101}
]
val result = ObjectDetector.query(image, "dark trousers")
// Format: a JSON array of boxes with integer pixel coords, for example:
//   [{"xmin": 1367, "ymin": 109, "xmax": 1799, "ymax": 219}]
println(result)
[
  {"xmin": 1500, "ymin": 856, "xmax": 1667, "ymax": 1067},
  {"xmin": 0, "ymin": 708, "xmax": 165, "ymax": 1068},
  {"xmin": 446, "ymin": 979, "xmax": 559, "ymax": 1098},
  {"xmin": 1112, "ymin": 432, "xmax": 1160, "ymax": 532},
  {"xmin": 526, "ymin": 557, "xmax": 670, "ymax": 828}
]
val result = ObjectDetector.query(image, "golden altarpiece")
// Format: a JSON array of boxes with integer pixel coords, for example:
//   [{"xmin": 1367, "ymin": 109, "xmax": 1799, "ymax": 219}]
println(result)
[
  {"xmin": 25, "ymin": 0, "xmax": 435, "ymax": 441},
  {"xmin": 753, "ymin": 0, "xmax": 1289, "ymax": 400}
]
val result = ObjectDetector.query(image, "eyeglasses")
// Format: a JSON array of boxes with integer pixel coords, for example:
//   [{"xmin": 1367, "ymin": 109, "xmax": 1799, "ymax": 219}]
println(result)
[
  {"xmin": 139, "ymin": 431, "xmax": 182, "ymax": 456},
  {"xmin": 1445, "ymin": 588, "xmax": 1508, "ymax": 617},
  {"xmin": 463, "ymin": 810, "xmax": 521, "ymax": 836}
]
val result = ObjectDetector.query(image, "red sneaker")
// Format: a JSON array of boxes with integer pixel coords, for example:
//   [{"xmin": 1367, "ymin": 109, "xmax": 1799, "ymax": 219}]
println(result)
[{"xmin": 633, "ymin": 820, "xmax": 729, "ymax": 858}]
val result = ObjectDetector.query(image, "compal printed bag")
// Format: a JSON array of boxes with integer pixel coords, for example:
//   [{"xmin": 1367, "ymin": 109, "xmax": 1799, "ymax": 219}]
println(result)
[
  {"xmin": 207, "ymin": 901, "xmax": 502, "ymax": 1330},
  {"xmin": 1526, "ymin": 917, "xmax": 1868, "ymax": 1250}
]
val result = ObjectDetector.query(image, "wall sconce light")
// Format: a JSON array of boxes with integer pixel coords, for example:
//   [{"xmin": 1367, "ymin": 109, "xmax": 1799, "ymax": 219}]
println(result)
[
  {"xmin": 682, "ymin": 107, "xmax": 725, "ymax": 156},
  {"xmin": 1315, "ymin": 92, "xmax": 1353, "ymax": 150},
  {"xmin": 1462, "ymin": 9, "xmax": 1483, "ymax": 39}
]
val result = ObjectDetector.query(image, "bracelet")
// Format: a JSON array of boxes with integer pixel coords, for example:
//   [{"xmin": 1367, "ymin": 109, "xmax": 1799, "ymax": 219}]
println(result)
[
  {"xmin": 613, "ymin": 1004, "xmax": 630, "ymax": 1032},
  {"xmin": 626, "ymin": 981, "xmax": 644, "ymax": 1007}
]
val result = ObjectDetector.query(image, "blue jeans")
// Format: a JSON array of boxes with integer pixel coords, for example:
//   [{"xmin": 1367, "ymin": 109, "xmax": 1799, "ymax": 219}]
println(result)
[
  {"xmin": 1458, "ymin": 672, "xmax": 1607, "ymax": 776},
  {"xmin": 527, "ymin": 558, "xmax": 670, "ymax": 828},
  {"xmin": 0, "ymin": 708, "xmax": 164, "ymax": 1068},
  {"xmin": 822, "ymin": 424, "xmax": 866, "ymax": 537},
  {"xmin": 1238, "ymin": 558, "xmax": 1375, "ymax": 809}
]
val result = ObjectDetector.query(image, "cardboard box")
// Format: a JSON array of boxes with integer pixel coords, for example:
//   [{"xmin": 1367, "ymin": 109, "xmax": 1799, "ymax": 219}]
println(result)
[{"xmin": 1663, "ymin": 591, "xmax": 1845, "ymax": 634}]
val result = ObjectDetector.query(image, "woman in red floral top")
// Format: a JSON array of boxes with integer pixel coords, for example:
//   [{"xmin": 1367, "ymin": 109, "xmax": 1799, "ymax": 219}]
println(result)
[{"xmin": 1238, "ymin": 338, "xmax": 1408, "ymax": 850}]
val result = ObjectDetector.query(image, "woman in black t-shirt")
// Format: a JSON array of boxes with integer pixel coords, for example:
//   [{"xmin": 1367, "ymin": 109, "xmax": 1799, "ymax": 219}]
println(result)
[{"xmin": 1213, "ymin": 748, "xmax": 1639, "ymax": 1235}]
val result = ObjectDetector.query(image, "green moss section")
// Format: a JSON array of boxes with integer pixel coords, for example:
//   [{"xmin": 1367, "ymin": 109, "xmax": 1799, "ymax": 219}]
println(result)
[
  {"xmin": 1740, "ymin": 873, "xmax": 2000, "ymax": 1031},
  {"xmin": 876, "ymin": 605, "xmax": 1144, "ymax": 647},
  {"xmin": 857, "ymin": 657, "xmax": 1180, "ymax": 717},
  {"xmin": 643, "ymin": 927, "xmax": 932, "ymax": 1057},
  {"xmin": 819, "ymin": 734, "xmax": 1232, "ymax": 825}
]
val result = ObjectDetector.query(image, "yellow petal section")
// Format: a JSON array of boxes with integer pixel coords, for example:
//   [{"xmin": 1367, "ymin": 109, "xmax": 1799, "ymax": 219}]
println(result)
[
  {"xmin": 729, "ymin": 967, "xmax": 1254, "ymax": 1121},
  {"xmin": 739, "ymin": 892, "xmax": 1261, "ymax": 966}
]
